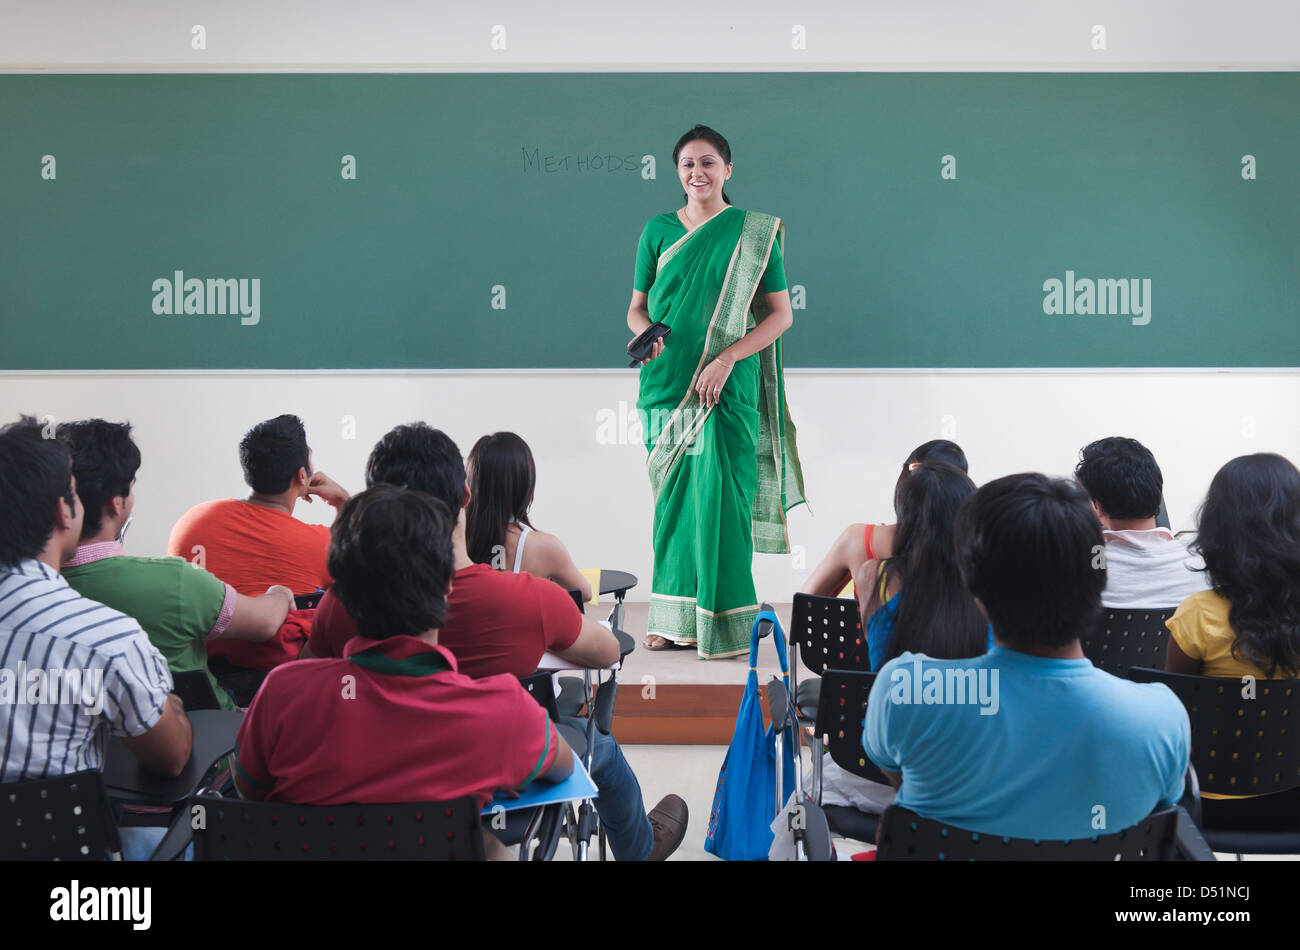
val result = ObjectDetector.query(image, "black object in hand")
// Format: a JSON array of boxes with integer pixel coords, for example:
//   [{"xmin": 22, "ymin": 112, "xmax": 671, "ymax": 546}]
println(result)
[{"xmin": 628, "ymin": 322, "xmax": 671, "ymax": 367}]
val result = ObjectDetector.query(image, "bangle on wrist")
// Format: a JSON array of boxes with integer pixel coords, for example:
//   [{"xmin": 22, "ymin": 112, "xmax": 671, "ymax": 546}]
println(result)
[{"xmin": 715, "ymin": 355, "xmax": 733, "ymax": 368}]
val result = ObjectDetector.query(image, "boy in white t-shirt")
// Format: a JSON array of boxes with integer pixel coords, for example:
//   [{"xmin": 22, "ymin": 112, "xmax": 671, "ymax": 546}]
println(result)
[{"xmin": 1074, "ymin": 437, "xmax": 1209, "ymax": 609}]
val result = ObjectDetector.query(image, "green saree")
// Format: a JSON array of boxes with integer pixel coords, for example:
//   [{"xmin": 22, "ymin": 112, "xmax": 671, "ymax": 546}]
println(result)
[{"xmin": 640, "ymin": 206, "xmax": 806, "ymax": 658}]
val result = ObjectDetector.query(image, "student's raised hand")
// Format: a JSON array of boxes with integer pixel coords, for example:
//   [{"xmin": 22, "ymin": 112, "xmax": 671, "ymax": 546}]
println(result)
[{"xmin": 303, "ymin": 472, "xmax": 349, "ymax": 508}]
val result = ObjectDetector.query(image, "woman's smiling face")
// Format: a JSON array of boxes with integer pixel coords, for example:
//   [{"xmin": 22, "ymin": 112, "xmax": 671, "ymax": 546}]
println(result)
[{"xmin": 677, "ymin": 139, "xmax": 731, "ymax": 203}]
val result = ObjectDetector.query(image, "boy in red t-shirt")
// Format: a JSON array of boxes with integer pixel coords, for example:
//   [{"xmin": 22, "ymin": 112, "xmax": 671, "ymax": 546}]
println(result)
[
  {"xmin": 306, "ymin": 423, "xmax": 688, "ymax": 861},
  {"xmin": 235, "ymin": 485, "xmax": 573, "ymax": 858}
]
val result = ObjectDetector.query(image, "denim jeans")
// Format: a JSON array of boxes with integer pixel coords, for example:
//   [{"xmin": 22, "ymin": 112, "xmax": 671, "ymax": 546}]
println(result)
[
  {"xmin": 117, "ymin": 825, "xmax": 193, "ymax": 861},
  {"xmin": 559, "ymin": 716, "xmax": 653, "ymax": 861}
]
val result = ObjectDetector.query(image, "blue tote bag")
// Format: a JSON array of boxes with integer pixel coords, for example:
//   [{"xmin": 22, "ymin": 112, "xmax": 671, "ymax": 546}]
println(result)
[{"xmin": 704, "ymin": 607, "xmax": 798, "ymax": 861}]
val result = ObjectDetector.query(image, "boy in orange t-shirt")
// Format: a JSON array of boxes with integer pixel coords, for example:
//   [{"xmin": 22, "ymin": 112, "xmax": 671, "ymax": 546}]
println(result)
[{"xmin": 168, "ymin": 414, "xmax": 349, "ymax": 666}]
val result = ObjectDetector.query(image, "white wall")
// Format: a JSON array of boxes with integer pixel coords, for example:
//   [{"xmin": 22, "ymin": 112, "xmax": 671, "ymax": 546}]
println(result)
[
  {"xmin": 4, "ymin": 371, "xmax": 1296, "ymax": 600},
  {"xmin": 3, "ymin": 0, "xmax": 1296, "ymax": 601}
]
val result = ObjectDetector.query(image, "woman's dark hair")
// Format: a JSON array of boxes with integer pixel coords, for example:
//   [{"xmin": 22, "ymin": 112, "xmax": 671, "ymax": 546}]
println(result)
[
  {"xmin": 0, "ymin": 416, "xmax": 77, "ymax": 568},
  {"xmin": 328, "ymin": 485, "xmax": 456, "ymax": 640},
  {"xmin": 893, "ymin": 439, "xmax": 969, "ymax": 516},
  {"xmin": 673, "ymin": 125, "xmax": 732, "ymax": 205},
  {"xmin": 1074, "ymin": 436, "xmax": 1163, "ymax": 521},
  {"xmin": 57, "ymin": 419, "xmax": 141, "ymax": 538},
  {"xmin": 365, "ymin": 423, "xmax": 465, "ymax": 513},
  {"xmin": 240, "ymin": 414, "xmax": 310, "ymax": 494},
  {"xmin": 955, "ymin": 473, "xmax": 1106, "ymax": 649},
  {"xmin": 464, "ymin": 432, "xmax": 536, "ymax": 567},
  {"xmin": 1191, "ymin": 453, "xmax": 1300, "ymax": 678},
  {"xmin": 863, "ymin": 461, "xmax": 987, "ymax": 665}
]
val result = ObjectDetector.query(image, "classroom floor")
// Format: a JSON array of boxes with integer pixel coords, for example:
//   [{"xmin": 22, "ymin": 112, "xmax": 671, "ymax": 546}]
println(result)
[{"xmin": 549, "ymin": 742, "xmax": 874, "ymax": 861}]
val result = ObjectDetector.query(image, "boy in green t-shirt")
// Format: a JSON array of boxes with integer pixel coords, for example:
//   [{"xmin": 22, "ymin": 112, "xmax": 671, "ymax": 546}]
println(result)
[{"xmin": 58, "ymin": 420, "xmax": 294, "ymax": 710}]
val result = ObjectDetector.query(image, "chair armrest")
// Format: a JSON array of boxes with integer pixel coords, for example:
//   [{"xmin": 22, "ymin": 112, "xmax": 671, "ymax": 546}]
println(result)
[
  {"xmin": 1174, "ymin": 806, "xmax": 1216, "ymax": 861},
  {"xmin": 149, "ymin": 804, "xmax": 196, "ymax": 861}
]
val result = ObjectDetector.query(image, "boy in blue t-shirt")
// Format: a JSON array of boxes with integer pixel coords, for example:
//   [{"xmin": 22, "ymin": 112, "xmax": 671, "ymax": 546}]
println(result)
[{"xmin": 863, "ymin": 473, "xmax": 1190, "ymax": 841}]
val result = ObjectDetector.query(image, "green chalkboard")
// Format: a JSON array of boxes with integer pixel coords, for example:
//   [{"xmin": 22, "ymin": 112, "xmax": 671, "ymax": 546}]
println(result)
[{"xmin": 1, "ymin": 73, "xmax": 1295, "ymax": 369}]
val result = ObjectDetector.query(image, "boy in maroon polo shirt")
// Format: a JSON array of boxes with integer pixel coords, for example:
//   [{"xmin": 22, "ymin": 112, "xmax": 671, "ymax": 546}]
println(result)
[
  {"xmin": 306, "ymin": 423, "xmax": 688, "ymax": 861},
  {"xmin": 234, "ymin": 486, "xmax": 573, "ymax": 848}
]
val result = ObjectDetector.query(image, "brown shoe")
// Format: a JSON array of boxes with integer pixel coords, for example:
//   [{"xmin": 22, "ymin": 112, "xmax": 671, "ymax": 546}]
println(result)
[{"xmin": 647, "ymin": 794, "xmax": 689, "ymax": 861}]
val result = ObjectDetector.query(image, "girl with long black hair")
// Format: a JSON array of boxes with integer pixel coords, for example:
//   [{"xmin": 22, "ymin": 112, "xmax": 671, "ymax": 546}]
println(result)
[
  {"xmin": 1166, "ymin": 452, "xmax": 1300, "ymax": 679},
  {"xmin": 464, "ymin": 432, "xmax": 593, "ymax": 602},
  {"xmin": 852, "ymin": 459, "xmax": 990, "ymax": 671}
]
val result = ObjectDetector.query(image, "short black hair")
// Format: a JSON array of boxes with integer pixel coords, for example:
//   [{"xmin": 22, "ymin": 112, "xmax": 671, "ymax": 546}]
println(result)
[
  {"xmin": 1074, "ymin": 437, "xmax": 1163, "ymax": 521},
  {"xmin": 956, "ymin": 473, "xmax": 1106, "ymax": 649},
  {"xmin": 239, "ymin": 415, "xmax": 310, "ymax": 494},
  {"xmin": 365, "ymin": 423, "xmax": 465, "ymax": 512},
  {"xmin": 57, "ymin": 419, "xmax": 141, "ymax": 539},
  {"xmin": 0, "ymin": 416, "xmax": 77, "ymax": 568},
  {"xmin": 327, "ymin": 485, "xmax": 455, "ymax": 640}
]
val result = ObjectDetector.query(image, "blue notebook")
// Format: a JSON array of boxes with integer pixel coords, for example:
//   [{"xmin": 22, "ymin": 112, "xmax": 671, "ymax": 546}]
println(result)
[{"xmin": 482, "ymin": 760, "xmax": 598, "ymax": 815}]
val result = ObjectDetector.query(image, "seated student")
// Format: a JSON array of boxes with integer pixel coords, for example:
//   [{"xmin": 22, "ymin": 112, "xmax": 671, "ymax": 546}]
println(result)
[
  {"xmin": 167, "ymin": 413, "xmax": 349, "ymax": 597},
  {"xmin": 308, "ymin": 423, "xmax": 688, "ymax": 861},
  {"xmin": 234, "ymin": 486, "xmax": 572, "ymax": 859},
  {"xmin": 1074, "ymin": 436, "xmax": 1209, "ymax": 608},
  {"xmin": 817, "ymin": 461, "xmax": 990, "ymax": 817},
  {"xmin": 852, "ymin": 461, "xmax": 991, "ymax": 673},
  {"xmin": 802, "ymin": 439, "xmax": 968, "ymax": 598},
  {"xmin": 1165, "ymin": 453, "xmax": 1300, "ymax": 826},
  {"xmin": 465, "ymin": 431, "xmax": 593, "ymax": 602},
  {"xmin": 863, "ymin": 473, "xmax": 1190, "ymax": 841},
  {"xmin": 57, "ymin": 420, "xmax": 295, "ymax": 711},
  {"xmin": 0, "ymin": 418, "xmax": 193, "ymax": 859}
]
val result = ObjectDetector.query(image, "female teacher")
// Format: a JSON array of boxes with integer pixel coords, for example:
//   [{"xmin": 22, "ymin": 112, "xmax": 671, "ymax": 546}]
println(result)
[{"xmin": 626, "ymin": 124, "xmax": 806, "ymax": 659}]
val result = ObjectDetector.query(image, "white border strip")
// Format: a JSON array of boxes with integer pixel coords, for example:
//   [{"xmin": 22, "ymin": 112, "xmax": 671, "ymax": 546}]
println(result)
[
  {"xmin": 2, "ymin": 64, "xmax": 1297, "ymax": 74},
  {"xmin": 3, "ymin": 367, "xmax": 1299, "ymax": 378}
]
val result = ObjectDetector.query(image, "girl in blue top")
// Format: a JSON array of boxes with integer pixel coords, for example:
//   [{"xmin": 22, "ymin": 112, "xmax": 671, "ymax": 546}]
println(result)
[{"xmin": 853, "ymin": 461, "xmax": 992, "ymax": 671}]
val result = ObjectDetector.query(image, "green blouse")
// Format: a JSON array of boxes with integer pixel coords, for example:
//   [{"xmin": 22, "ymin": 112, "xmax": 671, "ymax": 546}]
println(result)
[{"xmin": 633, "ymin": 209, "xmax": 787, "ymax": 295}]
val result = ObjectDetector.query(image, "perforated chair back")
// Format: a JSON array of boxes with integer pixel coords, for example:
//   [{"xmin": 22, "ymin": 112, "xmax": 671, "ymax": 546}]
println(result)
[
  {"xmin": 877, "ymin": 804, "xmax": 1181, "ymax": 860},
  {"xmin": 1129, "ymin": 668, "xmax": 1300, "ymax": 797},
  {"xmin": 814, "ymin": 669, "xmax": 890, "ymax": 785},
  {"xmin": 191, "ymin": 793, "xmax": 485, "ymax": 860},
  {"xmin": 0, "ymin": 770, "xmax": 120, "ymax": 860},
  {"xmin": 790, "ymin": 593, "xmax": 869, "ymax": 676},
  {"xmin": 172, "ymin": 669, "xmax": 224, "ymax": 711},
  {"xmin": 519, "ymin": 671, "xmax": 561, "ymax": 720},
  {"xmin": 1082, "ymin": 607, "xmax": 1175, "ymax": 678}
]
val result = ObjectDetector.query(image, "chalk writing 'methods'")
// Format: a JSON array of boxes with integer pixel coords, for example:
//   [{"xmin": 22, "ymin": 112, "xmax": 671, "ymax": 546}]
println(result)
[
  {"xmin": 1042, "ymin": 271, "xmax": 1151, "ymax": 326},
  {"xmin": 152, "ymin": 272, "xmax": 260, "ymax": 326}
]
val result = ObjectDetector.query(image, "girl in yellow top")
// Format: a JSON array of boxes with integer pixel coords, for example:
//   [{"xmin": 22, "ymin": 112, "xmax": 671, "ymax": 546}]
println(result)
[
  {"xmin": 1165, "ymin": 453, "xmax": 1300, "ymax": 680},
  {"xmin": 1164, "ymin": 453, "xmax": 1300, "ymax": 817}
]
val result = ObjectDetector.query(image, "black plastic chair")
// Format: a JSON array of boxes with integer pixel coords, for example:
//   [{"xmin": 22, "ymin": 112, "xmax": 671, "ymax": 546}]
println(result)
[
  {"xmin": 1129, "ymin": 667, "xmax": 1300, "ymax": 856},
  {"xmin": 813, "ymin": 668, "xmax": 888, "ymax": 845},
  {"xmin": 512, "ymin": 672, "xmax": 588, "ymax": 861},
  {"xmin": 876, "ymin": 804, "xmax": 1207, "ymax": 861},
  {"xmin": 189, "ymin": 791, "xmax": 484, "ymax": 860},
  {"xmin": 207, "ymin": 657, "xmax": 269, "ymax": 708},
  {"xmin": 0, "ymin": 770, "xmax": 122, "ymax": 860},
  {"xmin": 1082, "ymin": 607, "xmax": 1175, "ymax": 679},
  {"xmin": 171, "ymin": 669, "xmax": 226, "ymax": 711},
  {"xmin": 789, "ymin": 593, "xmax": 869, "ymax": 723},
  {"xmin": 764, "ymin": 661, "xmax": 832, "ymax": 860},
  {"xmin": 789, "ymin": 594, "xmax": 870, "ymax": 799}
]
